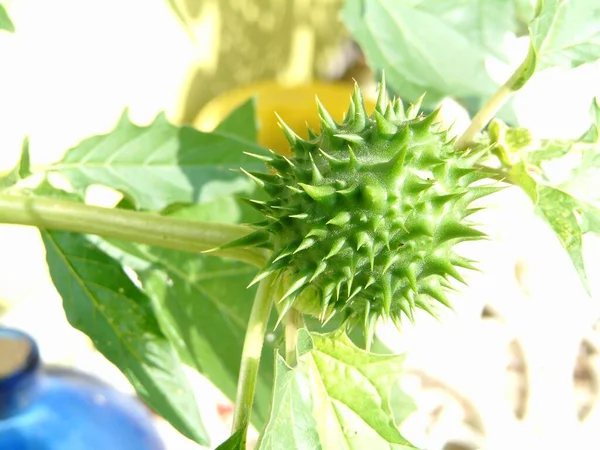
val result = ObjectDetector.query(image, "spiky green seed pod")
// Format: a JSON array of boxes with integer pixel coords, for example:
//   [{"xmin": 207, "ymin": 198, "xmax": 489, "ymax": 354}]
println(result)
[{"xmin": 231, "ymin": 79, "xmax": 497, "ymax": 341}]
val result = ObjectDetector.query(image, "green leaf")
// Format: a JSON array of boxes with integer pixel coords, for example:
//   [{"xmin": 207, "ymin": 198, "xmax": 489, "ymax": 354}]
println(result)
[
  {"xmin": 215, "ymin": 97, "xmax": 259, "ymax": 143},
  {"xmin": 41, "ymin": 229, "xmax": 209, "ymax": 445},
  {"xmin": 0, "ymin": 138, "xmax": 31, "ymax": 190},
  {"xmin": 215, "ymin": 429, "xmax": 246, "ymax": 450},
  {"xmin": 402, "ymin": 0, "xmax": 516, "ymax": 62},
  {"xmin": 51, "ymin": 110, "xmax": 267, "ymax": 211},
  {"xmin": 95, "ymin": 197, "xmax": 276, "ymax": 428},
  {"xmin": 341, "ymin": 0, "xmax": 501, "ymax": 106},
  {"xmin": 257, "ymin": 330, "xmax": 415, "ymax": 449},
  {"xmin": 535, "ymin": 185, "xmax": 590, "ymax": 293},
  {"xmin": 529, "ymin": 0, "xmax": 600, "ymax": 70},
  {"xmin": 506, "ymin": 99, "xmax": 600, "ymax": 293},
  {"xmin": 0, "ymin": 4, "xmax": 15, "ymax": 33}
]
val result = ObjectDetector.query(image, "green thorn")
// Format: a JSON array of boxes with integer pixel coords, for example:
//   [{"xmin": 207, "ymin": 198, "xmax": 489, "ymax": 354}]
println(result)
[
  {"xmin": 384, "ymin": 102, "xmax": 397, "ymax": 121},
  {"xmin": 289, "ymin": 212, "xmax": 309, "ymax": 219},
  {"xmin": 337, "ymin": 183, "xmax": 358, "ymax": 196},
  {"xmin": 206, "ymin": 229, "xmax": 271, "ymax": 253},
  {"xmin": 308, "ymin": 153, "xmax": 323, "ymax": 184},
  {"xmin": 342, "ymin": 266, "xmax": 354, "ymax": 296},
  {"xmin": 335, "ymin": 278, "xmax": 343, "ymax": 301},
  {"xmin": 318, "ymin": 148, "xmax": 344, "ymax": 167},
  {"xmin": 415, "ymin": 296, "xmax": 438, "ymax": 318},
  {"xmin": 334, "ymin": 133, "xmax": 364, "ymax": 144},
  {"xmin": 273, "ymin": 249, "xmax": 293, "ymax": 263},
  {"xmin": 382, "ymin": 274, "xmax": 393, "ymax": 317},
  {"xmin": 373, "ymin": 110, "xmax": 397, "ymax": 135},
  {"xmin": 315, "ymin": 96, "xmax": 338, "ymax": 130},
  {"xmin": 310, "ymin": 261, "xmax": 328, "ymax": 282},
  {"xmin": 349, "ymin": 286, "xmax": 363, "ymax": 301},
  {"xmin": 327, "ymin": 211, "xmax": 351, "ymax": 226},
  {"xmin": 450, "ymin": 254, "xmax": 480, "ymax": 272},
  {"xmin": 306, "ymin": 122, "xmax": 319, "ymax": 140},
  {"xmin": 306, "ymin": 227, "xmax": 328, "ymax": 239},
  {"xmin": 393, "ymin": 97, "xmax": 406, "ymax": 119},
  {"xmin": 286, "ymin": 185, "xmax": 303, "ymax": 194},
  {"xmin": 347, "ymin": 81, "xmax": 367, "ymax": 131},
  {"xmin": 294, "ymin": 236, "xmax": 317, "ymax": 254},
  {"xmin": 347, "ymin": 146, "xmax": 360, "ymax": 171},
  {"xmin": 281, "ymin": 273, "xmax": 310, "ymax": 302},
  {"xmin": 243, "ymin": 151, "xmax": 273, "ymax": 163},
  {"xmin": 365, "ymin": 276, "xmax": 376, "ymax": 289},
  {"xmin": 274, "ymin": 298, "xmax": 296, "ymax": 329},
  {"xmin": 247, "ymin": 266, "xmax": 277, "ymax": 288},
  {"xmin": 423, "ymin": 282, "xmax": 451, "ymax": 308},
  {"xmin": 412, "ymin": 107, "xmax": 441, "ymax": 133},
  {"xmin": 325, "ymin": 237, "xmax": 347, "ymax": 259},
  {"xmin": 356, "ymin": 231, "xmax": 372, "ymax": 251},
  {"xmin": 298, "ymin": 183, "xmax": 336, "ymax": 202},
  {"xmin": 383, "ymin": 254, "xmax": 400, "ymax": 273},
  {"xmin": 406, "ymin": 94, "xmax": 425, "ymax": 119},
  {"xmin": 239, "ymin": 168, "xmax": 265, "ymax": 187},
  {"xmin": 375, "ymin": 72, "xmax": 387, "ymax": 114},
  {"xmin": 407, "ymin": 262, "xmax": 419, "ymax": 292},
  {"xmin": 320, "ymin": 283, "xmax": 336, "ymax": 321},
  {"xmin": 275, "ymin": 112, "xmax": 302, "ymax": 147},
  {"xmin": 400, "ymin": 297, "xmax": 415, "ymax": 323}
]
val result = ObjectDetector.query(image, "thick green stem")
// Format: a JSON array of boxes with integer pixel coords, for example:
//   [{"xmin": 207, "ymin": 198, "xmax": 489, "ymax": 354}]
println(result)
[
  {"xmin": 455, "ymin": 45, "xmax": 536, "ymax": 150},
  {"xmin": 231, "ymin": 273, "xmax": 275, "ymax": 444},
  {"xmin": 0, "ymin": 193, "xmax": 269, "ymax": 267}
]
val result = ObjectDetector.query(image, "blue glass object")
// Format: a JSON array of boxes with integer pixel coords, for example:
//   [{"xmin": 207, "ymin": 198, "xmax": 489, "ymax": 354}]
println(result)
[{"xmin": 0, "ymin": 328, "xmax": 165, "ymax": 450}]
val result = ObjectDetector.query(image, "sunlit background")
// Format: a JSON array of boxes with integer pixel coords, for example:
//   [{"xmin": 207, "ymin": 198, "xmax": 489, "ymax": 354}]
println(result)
[{"xmin": 1, "ymin": 1, "xmax": 600, "ymax": 449}]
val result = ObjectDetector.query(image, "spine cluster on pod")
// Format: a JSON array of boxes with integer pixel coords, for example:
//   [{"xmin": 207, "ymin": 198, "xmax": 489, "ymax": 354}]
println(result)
[{"xmin": 232, "ymin": 80, "xmax": 497, "ymax": 343}]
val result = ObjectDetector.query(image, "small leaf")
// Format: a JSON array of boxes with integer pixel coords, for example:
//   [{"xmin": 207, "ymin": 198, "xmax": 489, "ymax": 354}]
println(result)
[
  {"xmin": 0, "ymin": 4, "xmax": 15, "ymax": 33},
  {"xmin": 215, "ymin": 429, "xmax": 245, "ymax": 450},
  {"xmin": 529, "ymin": 0, "xmax": 600, "ymax": 70},
  {"xmin": 0, "ymin": 138, "xmax": 31, "ymax": 190},
  {"xmin": 50, "ymin": 109, "xmax": 268, "ymax": 211},
  {"xmin": 215, "ymin": 97, "xmax": 259, "ymax": 143},
  {"xmin": 535, "ymin": 185, "xmax": 590, "ymax": 294},
  {"xmin": 42, "ymin": 230, "xmax": 209, "ymax": 445},
  {"xmin": 257, "ymin": 329, "xmax": 416, "ymax": 449}
]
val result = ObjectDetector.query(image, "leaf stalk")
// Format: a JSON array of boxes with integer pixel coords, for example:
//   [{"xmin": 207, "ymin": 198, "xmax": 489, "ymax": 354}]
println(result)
[{"xmin": 0, "ymin": 193, "xmax": 269, "ymax": 267}]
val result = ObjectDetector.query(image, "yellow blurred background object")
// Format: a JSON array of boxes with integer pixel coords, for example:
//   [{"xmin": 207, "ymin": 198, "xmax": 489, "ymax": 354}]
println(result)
[{"xmin": 194, "ymin": 81, "xmax": 376, "ymax": 153}]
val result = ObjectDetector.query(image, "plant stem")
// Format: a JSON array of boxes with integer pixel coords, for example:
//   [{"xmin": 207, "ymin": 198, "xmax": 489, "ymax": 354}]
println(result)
[
  {"xmin": 455, "ymin": 45, "xmax": 536, "ymax": 150},
  {"xmin": 284, "ymin": 309, "xmax": 304, "ymax": 365},
  {"xmin": 0, "ymin": 193, "xmax": 269, "ymax": 267},
  {"xmin": 231, "ymin": 273, "xmax": 275, "ymax": 443}
]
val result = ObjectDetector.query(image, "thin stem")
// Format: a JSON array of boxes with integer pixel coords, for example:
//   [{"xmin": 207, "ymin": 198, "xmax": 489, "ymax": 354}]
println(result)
[
  {"xmin": 231, "ymin": 273, "xmax": 275, "ymax": 444},
  {"xmin": 0, "ymin": 193, "xmax": 269, "ymax": 267},
  {"xmin": 284, "ymin": 309, "xmax": 304, "ymax": 365},
  {"xmin": 455, "ymin": 45, "xmax": 536, "ymax": 150}
]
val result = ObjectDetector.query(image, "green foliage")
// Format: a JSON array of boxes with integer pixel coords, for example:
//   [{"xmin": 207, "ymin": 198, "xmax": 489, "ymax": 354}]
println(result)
[
  {"xmin": 3, "ymin": 2, "xmax": 600, "ymax": 450},
  {"xmin": 0, "ymin": 138, "xmax": 31, "ymax": 190},
  {"xmin": 99, "ymin": 198, "xmax": 277, "ymax": 427},
  {"xmin": 42, "ymin": 228, "xmax": 208, "ymax": 445},
  {"xmin": 257, "ymin": 329, "xmax": 415, "ymax": 449},
  {"xmin": 492, "ymin": 98, "xmax": 600, "ymax": 293},
  {"xmin": 50, "ymin": 110, "xmax": 267, "ymax": 210},
  {"xmin": 0, "ymin": 4, "xmax": 14, "ymax": 33},
  {"xmin": 529, "ymin": 0, "xmax": 600, "ymax": 70},
  {"xmin": 341, "ymin": 0, "xmax": 501, "ymax": 107}
]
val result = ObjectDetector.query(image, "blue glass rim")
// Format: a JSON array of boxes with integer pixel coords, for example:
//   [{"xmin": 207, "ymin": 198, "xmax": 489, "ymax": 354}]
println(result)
[{"xmin": 0, "ymin": 327, "xmax": 40, "ymax": 387}]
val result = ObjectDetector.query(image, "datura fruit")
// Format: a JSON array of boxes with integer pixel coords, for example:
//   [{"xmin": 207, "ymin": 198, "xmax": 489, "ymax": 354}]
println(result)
[{"xmin": 225, "ymin": 79, "xmax": 497, "ymax": 343}]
